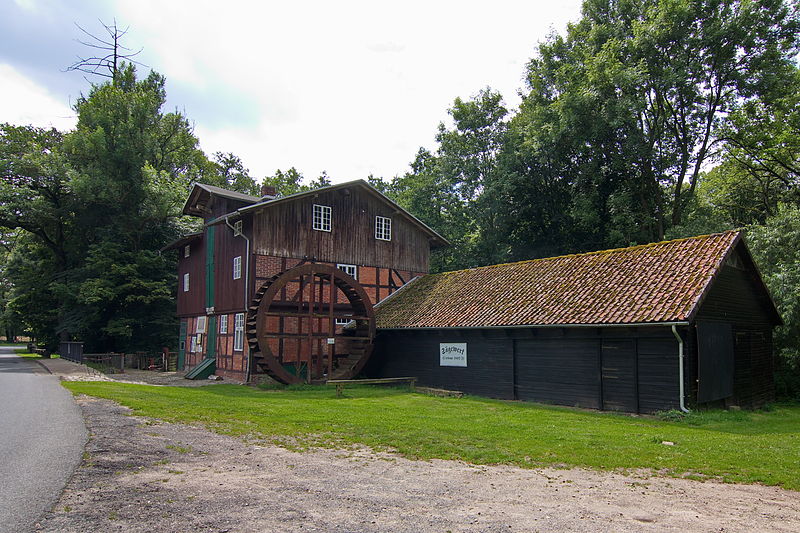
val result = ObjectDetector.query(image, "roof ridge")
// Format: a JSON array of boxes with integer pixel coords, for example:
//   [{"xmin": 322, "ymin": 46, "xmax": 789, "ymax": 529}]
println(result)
[{"xmin": 430, "ymin": 230, "xmax": 741, "ymax": 278}]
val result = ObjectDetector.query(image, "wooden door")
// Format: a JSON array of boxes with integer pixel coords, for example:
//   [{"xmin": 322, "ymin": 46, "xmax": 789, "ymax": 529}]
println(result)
[
  {"xmin": 601, "ymin": 339, "xmax": 638, "ymax": 412},
  {"xmin": 177, "ymin": 320, "xmax": 187, "ymax": 370}
]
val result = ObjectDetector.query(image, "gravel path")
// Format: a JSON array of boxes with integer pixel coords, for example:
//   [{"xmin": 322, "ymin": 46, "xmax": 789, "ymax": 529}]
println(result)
[{"xmin": 36, "ymin": 395, "xmax": 800, "ymax": 533}]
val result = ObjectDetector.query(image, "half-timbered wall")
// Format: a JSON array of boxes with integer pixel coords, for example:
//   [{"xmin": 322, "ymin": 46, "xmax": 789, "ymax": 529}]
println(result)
[
  {"xmin": 251, "ymin": 187, "xmax": 431, "ymax": 273},
  {"xmin": 253, "ymin": 254, "xmax": 424, "ymax": 308}
]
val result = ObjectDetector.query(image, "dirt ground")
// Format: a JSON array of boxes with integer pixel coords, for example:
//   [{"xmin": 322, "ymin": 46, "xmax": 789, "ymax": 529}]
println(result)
[{"xmin": 35, "ymin": 390, "xmax": 800, "ymax": 533}]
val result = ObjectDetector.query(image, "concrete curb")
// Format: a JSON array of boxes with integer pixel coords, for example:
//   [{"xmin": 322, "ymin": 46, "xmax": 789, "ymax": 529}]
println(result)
[{"xmin": 34, "ymin": 360, "xmax": 53, "ymax": 374}]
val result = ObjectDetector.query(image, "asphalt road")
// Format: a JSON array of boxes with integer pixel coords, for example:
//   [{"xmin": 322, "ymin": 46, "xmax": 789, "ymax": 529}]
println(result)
[{"xmin": 0, "ymin": 346, "xmax": 87, "ymax": 533}]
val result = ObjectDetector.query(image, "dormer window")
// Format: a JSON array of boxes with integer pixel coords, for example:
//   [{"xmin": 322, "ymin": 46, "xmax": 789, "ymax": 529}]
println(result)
[
  {"xmin": 184, "ymin": 244, "xmax": 190, "ymax": 258},
  {"xmin": 233, "ymin": 220, "xmax": 243, "ymax": 236},
  {"xmin": 375, "ymin": 216, "xmax": 391, "ymax": 241},
  {"xmin": 313, "ymin": 204, "xmax": 332, "ymax": 232}
]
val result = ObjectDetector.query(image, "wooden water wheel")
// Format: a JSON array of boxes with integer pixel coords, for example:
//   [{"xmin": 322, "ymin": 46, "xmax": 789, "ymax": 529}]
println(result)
[{"xmin": 246, "ymin": 263, "xmax": 375, "ymax": 384}]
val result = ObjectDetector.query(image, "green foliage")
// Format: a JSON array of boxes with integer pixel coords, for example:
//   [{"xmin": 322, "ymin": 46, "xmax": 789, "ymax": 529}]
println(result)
[
  {"xmin": 385, "ymin": 1, "xmax": 799, "ymax": 270},
  {"xmin": 390, "ymin": 89, "xmax": 509, "ymax": 271},
  {"xmin": 262, "ymin": 167, "xmax": 332, "ymax": 197},
  {"xmin": 201, "ymin": 152, "xmax": 260, "ymax": 195},
  {"xmin": 65, "ymin": 381, "xmax": 800, "ymax": 490},
  {"xmin": 747, "ymin": 204, "xmax": 800, "ymax": 397},
  {"xmin": 0, "ymin": 64, "xmax": 245, "ymax": 352}
]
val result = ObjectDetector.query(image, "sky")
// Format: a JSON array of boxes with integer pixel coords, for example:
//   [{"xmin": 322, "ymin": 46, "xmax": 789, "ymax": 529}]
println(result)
[{"xmin": 1, "ymin": 0, "xmax": 584, "ymax": 184}]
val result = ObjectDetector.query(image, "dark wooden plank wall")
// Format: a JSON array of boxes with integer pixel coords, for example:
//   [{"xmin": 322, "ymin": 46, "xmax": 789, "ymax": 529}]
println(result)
[
  {"xmin": 515, "ymin": 338, "xmax": 601, "ymax": 409},
  {"xmin": 251, "ymin": 187, "xmax": 430, "ymax": 273},
  {"xmin": 636, "ymin": 337, "xmax": 681, "ymax": 413},
  {"xmin": 367, "ymin": 330, "xmax": 515, "ymax": 399},
  {"xmin": 214, "ymin": 216, "xmax": 248, "ymax": 313},
  {"xmin": 694, "ymin": 255, "xmax": 776, "ymax": 407},
  {"xmin": 370, "ymin": 327, "xmax": 681, "ymax": 412},
  {"xmin": 177, "ymin": 238, "xmax": 206, "ymax": 317}
]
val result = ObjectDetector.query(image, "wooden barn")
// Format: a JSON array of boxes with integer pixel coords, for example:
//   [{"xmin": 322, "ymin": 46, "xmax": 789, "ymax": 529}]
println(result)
[
  {"xmin": 163, "ymin": 181, "xmax": 447, "ymax": 382},
  {"xmin": 368, "ymin": 231, "xmax": 781, "ymax": 412}
]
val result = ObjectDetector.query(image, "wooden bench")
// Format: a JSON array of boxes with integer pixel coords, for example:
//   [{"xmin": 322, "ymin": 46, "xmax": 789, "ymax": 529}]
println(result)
[{"xmin": 327, "ymin": 377, "xmax": 417, "ymax": 397}]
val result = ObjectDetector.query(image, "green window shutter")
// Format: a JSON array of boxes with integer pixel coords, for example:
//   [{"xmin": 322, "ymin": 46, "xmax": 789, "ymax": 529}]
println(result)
[
  {"xmin": 205, "ymin": 226, "xmax": 215, "ymax": 308},
  {"xmin": 206, "ymin": 316, "xmax": 217, "ymax": 360}
]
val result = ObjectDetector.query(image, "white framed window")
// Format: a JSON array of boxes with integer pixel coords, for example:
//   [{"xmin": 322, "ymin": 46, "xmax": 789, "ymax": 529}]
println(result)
[
  {"xmin": 190, "ymin": 335, "xmax": 197, "ymax": 353},
  {"xmin": 184, "ymin": 244, "xmax": 190, "ymax": 258},
  {"xmin": 336, "ymin": 264, "xmax": 357, "ymax": 279},
  {"xmin": 233, "ymin": 256, "xmax": 242, "ymax": 280},
  {"xmin": 233, "ymin": 220, "xmax": 243, "ymax": 235},
  {"xmin": 375, "ymin": 216, "xmax": 391, "ymax": 241},
  {"xmin": 234, "ymin": 313, "xmax": 245, "ymax": 351},
  {"xmin": 335, "ymin": 264, "xmax": 357, "ymax": 325},
  {"xmin": 196, "ymin": 315, "xmax": 207, "ymax": 334},
  {"xmin": 183, "ymin": 273, "xmax": 190, "ymax": 292},
  {"xmin": 219, "ymin": 314, "xmax": 228, "ymax": 334},
  {"xmin": 313, "ymin": 204, "xmax": 332, "ymax": 232}
]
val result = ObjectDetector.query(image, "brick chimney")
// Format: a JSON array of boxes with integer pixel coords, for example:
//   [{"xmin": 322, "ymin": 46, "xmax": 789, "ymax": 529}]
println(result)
[{"xmin": 260, "ymin": 184, "xmax": 277, "ymax": 199}]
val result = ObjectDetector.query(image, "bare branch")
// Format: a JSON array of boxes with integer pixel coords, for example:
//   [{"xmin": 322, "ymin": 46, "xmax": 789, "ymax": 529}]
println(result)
[{"xmin": 64, "ymin": 19, "xmax": 147, "ymax": 81}]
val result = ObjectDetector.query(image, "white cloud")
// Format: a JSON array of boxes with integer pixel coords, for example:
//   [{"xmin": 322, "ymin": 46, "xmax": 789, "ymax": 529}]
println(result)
[
  {"xmin": 0, "ymin": 64, "xmax": 77, "ymax": 130},
  {"xmin": 5, "ymin": 1, "xmax": 583, "ymax": 182}
]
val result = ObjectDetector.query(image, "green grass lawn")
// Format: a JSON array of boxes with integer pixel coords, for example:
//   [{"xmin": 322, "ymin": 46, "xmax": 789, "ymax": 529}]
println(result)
[
  {"xmin": 63, "ymin": 381, "xmax": 800, "ymax": 490},
  {"xmin": 14, "ymin": 348, "xmax": 59, "ymax": 359}
]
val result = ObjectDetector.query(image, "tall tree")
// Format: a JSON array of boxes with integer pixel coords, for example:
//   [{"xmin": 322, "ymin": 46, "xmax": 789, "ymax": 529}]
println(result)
[
  {"xmin": 206, "ymin": 152, "xmax": 259, "ymax": 195},
  {"xmin": 747, "ymin": 203, "xmax": 800, "ymax": 397},
  {"xmin": 391, "ymin": 89, "xmax": 509, "ymax": 271},
  {"xmin": 510, "ymin": 0, "xmax": 799, "ymax": 250},
  {"xmin": 66, "ymin": 19, "xmax": 146, "ymax": 82}
]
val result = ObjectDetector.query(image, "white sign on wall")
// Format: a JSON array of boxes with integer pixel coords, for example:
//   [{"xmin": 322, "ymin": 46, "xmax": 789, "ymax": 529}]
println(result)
[{"xmin": 440, "ymin": 343, "xmax": 467, "ymax": 367}]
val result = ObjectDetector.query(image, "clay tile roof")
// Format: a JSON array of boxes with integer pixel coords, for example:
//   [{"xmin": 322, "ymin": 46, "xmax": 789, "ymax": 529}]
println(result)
[{"xmin": 376, "ymin": 231, "xmax": 744, "ymax": 329}]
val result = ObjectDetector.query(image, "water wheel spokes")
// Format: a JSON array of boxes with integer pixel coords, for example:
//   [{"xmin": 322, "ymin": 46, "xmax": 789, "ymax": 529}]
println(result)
[{"xmin": 246, "ymin": 263, "xmax": 375, "ymax": 384}]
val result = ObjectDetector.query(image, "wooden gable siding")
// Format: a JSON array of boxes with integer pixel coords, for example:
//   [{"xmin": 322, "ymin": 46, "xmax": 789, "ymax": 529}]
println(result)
[
  {"xmin": 213, "ymin": 217, "xmax": 249, "ymax": 313},
  {"xmin": 695, "ymin": 263, "xmax": 775, "ymax": 328},
  {"xmin": 693, "ymin": 255, "xmax": 776, "ymax": 407},
  {"xmin": 205, "ymin": 196, "xmax": 252, "ymax": 223},
  {"xmin": 177, "ymin": 237, "xmax": 206, "ymax": 317},
  {"xmin": 251, "ymin": 187, "xmax": 430, "ymax": 273}
]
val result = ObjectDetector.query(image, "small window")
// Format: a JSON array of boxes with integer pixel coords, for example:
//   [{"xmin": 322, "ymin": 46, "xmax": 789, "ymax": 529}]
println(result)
[
  {"xmin": 233, "ymin": 256, "xmax": 242, "ymax": 280},
  {"xmin": 375, "ymin": 216, "xmax": 391, "ymax": 241},
  {"xmin": 335, "ymin": 264, "xmax": 357, "ymax": 325},
  {"xmin": 183, "ymin": 273, "xmax": 190, "ymax": 292},
  {"xmin": 196, "ymin": 316, "xmax": 207, "ymax": 334},
  {"xmin": 190, "ymin": 336, "xmax": 197, "ymax": 353},
  {"xmin": 184, "ymin": 244, "xmax": 190, "ymax": 258},
  {"xmin": 336, "ymin": 264, "xmax": 357, "ymax": 279},
  {"xmin": 219, "ymin": 314, "xmax": 228, "ymax": 334},
  {"xmin": 234, "ymin": 313, "xmax": 245, "ymax": 351},
  {"xmin": 313, "ymin": 204, "xmax": 332, "ymax": 232},
  {"xmin": 233, "ymin": 220, "xmax": 243, "ymax": 236}
]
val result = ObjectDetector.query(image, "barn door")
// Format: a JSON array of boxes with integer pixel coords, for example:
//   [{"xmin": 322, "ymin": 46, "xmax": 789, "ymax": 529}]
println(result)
[
  {"xmin": 601, "ymin": 339, "xmax": 638, "ymax": 412},
  {"xmin": 696, "ymin": 322, "xmax": 734, "ymax": 403}
]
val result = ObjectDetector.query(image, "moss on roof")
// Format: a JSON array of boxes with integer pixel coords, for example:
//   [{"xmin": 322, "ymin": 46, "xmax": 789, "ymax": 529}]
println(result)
[{"xmin": 376, "ymin": 231, "xmax": 741, "ymax": 329}]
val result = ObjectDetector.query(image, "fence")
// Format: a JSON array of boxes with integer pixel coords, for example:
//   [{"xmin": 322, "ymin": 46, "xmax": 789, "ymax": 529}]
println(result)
[
  {"xmin": 57, "ymin": 342, "xmax": 177, "ymax": 373},
  {"xmin": 59, "ymin": 341, "xmax": 84, "ymax": 363}
]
